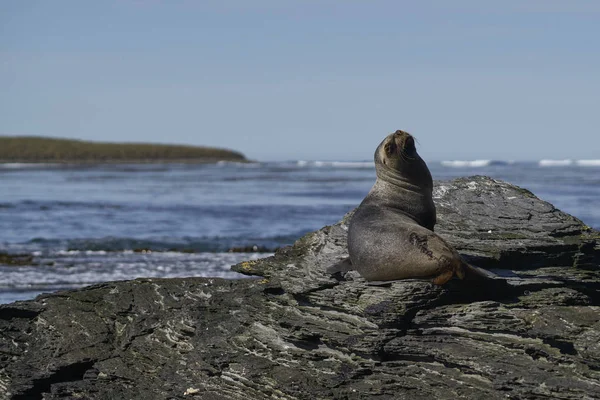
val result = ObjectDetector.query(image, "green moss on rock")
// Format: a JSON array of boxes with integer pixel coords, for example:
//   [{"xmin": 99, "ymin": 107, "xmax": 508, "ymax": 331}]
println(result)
[{"xmin": 0, "ymin": 136, "xmax": 247, "ymax": 163}]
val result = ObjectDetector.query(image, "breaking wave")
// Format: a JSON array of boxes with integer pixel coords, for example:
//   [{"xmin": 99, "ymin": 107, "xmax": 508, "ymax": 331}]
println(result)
[
  {"xmin": 296, "ymin": 161, "xmax": 373, "ymax": 168},
  {"xmin": 538, "ymin": 159, "xmax": 600, "ymax": 167},
  {"xmin": 0, "ymin": 163, "xmax": 60, "ymax": 170},
  {"xmin": 575, "ymin": 160, "xmax": 600, "ymax": 167},
  {"xmin": 539, "ymin": 159, "xmax": 574, "ymax": 167},
  {"xmin": 440, "ymin": 160, "xmax": 512, "ymax": 168}
]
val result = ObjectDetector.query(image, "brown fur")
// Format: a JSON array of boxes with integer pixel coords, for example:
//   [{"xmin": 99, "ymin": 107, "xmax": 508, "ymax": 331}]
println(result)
[{"xmin": 343, "ymin": 130, "xmax": 473, "ymax": 285}]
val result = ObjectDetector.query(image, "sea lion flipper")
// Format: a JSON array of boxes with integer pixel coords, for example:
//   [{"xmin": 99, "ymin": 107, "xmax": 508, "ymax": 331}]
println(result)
[
  {"xmin": 367, "ymin": 280, "xmax": 403, "ymax": 286},
  {"xmin": 432, "ymin": 270, "xmax": 454, "ymax": 285},
  {"xmin": 462, "ymin": 263, "xmax": 502, "ymax": 281},
  {"xmin": 326, "ymin": 257, "xmax": 353, "ymax": 275},
  {"xmin": 367, "ymin": 278, "xmax": 428, "ymax": 286}
]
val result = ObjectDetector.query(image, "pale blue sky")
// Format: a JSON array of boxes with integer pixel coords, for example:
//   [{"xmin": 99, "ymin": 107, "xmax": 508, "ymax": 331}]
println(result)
[{"xmin": 1, "ymin": 1, "xmax": 599, "ymax": 161}]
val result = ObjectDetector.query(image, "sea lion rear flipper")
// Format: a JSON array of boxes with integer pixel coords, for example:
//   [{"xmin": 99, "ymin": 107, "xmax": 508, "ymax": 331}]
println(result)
[
  {"xmin": 326, "ymin": 257, "xmax": 353, "ymax": 275},
  {"xmin": 462, "ymin": 263, "xmax": 504, "ymax": 281},
  {"xmin": 366, "ymin": 279, "xmax": 418, "ymax": 287},
  {"xmin": 432, "ymin": 270, "xmax": 454, "ymax": 285}
]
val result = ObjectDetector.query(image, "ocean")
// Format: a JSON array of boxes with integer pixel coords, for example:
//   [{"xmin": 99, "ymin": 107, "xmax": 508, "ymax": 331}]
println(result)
[{"xmin": 1, "ymin": 159, "xmax": 599, "ymax": 304}]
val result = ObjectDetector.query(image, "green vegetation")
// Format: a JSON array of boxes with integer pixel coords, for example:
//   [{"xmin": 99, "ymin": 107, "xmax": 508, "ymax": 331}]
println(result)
[{"xmin": 0, "ymin": 136, "xmax": 247, "ymax": 163}]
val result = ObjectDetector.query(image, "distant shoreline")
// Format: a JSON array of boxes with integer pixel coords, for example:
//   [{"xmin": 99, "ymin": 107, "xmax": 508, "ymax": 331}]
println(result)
[
  {"xmin": 0, "ymin": 136, "xmax": 247, "ymax": 163},
  {"xmin": 0, "ymin": 159, "xmax": 252, "ymax": 165}
]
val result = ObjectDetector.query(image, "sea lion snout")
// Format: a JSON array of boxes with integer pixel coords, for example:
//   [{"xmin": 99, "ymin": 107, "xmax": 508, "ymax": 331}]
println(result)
[
  {"xmin": 380, "ymin": 130, "xmax": 416, "ymax": 161},
  {"xmin": 393, "ymin": 129, "xmax": 410, "ymax": 137},
  {"xmin": 402, "ymin": 134, "xmax": 415, "ymax": 150},
  {"xmin": 392, "ymin": 130, "xmax": 415, "ymax": 151}
]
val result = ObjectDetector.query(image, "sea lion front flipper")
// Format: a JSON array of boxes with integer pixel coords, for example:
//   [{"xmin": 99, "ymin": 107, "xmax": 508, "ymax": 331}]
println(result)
[{"xmin": 326, "ymin": 257, "xmax": 353, "ymax": 275}]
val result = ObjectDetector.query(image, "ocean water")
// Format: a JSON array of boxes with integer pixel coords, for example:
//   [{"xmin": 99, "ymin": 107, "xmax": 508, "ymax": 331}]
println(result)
[{"xmin": 1, "ymin": 160, "xmax": 599, "ymax": 304}]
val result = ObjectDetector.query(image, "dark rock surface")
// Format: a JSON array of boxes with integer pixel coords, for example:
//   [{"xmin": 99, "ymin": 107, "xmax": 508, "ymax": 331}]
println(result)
[
  {"xmin": 1, "ymin": 176, "xmax": 599, "ymax": 399},
  {"xmin": 227, "ymin": 245, "xmax": 276, "ymax": 253}
]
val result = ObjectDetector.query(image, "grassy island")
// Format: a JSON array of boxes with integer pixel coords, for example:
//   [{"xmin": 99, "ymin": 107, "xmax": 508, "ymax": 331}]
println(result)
[{"xmin": 0, "ymin": 136, "xmax": 247, "ymax": 163}]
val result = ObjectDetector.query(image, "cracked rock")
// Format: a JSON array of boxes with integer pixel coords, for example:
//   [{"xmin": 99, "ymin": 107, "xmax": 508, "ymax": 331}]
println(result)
[{"xmin": 1, "ymin": 176, "xmax": 599, "ymax": 399}]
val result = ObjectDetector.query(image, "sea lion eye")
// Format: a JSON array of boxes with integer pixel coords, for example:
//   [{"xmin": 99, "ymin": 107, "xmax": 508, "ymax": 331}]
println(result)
[{"xmin": 384, "ymin": 142, "xmax": 396, "ymax": 155}]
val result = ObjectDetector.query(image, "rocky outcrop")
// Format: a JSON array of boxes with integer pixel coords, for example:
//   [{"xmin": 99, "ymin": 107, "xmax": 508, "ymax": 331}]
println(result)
[{"xmin": 1, "ymin": 176, "xmax": 599, "ymax": 399}]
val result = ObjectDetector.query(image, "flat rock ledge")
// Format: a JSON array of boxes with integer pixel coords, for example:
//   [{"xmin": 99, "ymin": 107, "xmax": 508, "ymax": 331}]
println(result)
[{"xmin": 1, "ymin": 176, "xmax": 599, "ymax": 400}]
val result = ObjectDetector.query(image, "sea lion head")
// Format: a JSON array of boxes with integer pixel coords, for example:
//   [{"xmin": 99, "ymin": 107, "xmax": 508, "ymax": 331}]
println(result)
[
  {"xmin": 373, "ymin": 129, "xmax": 433, "ymax": 193},
  {"xmin": 375, "ymin": 129, "xmax": 418, "ymax": 171}
]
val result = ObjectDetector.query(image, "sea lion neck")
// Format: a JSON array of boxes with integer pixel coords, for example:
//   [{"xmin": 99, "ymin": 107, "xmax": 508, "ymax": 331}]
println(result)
[
  {"xmin": 364, "ymin": 175, "xmax": 436, "ymax": 231},
  {"xmin": 369, "ymin": 155, "xmax": 436, "ymax": 230},
  {"xmin": 374, "ymin": 158, "xmax": 432, "ymax": 194}
]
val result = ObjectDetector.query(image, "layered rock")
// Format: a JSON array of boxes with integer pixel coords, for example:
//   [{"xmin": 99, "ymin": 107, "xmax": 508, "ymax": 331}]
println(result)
[{"xmin": 1, "ymin": 176, "xmax": 599, "ymax": 399}]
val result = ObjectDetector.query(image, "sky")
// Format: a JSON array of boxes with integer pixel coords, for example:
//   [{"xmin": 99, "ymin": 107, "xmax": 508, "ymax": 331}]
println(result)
[{"xmin": 1, "ymin": 1, "xmax": 599, "ymax": 161}]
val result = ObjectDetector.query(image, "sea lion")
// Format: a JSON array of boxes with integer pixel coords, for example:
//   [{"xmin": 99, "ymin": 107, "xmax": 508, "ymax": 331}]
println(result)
[{"xmin": 328, "ymin": 129, "xmax": 495, "ymax": 285}]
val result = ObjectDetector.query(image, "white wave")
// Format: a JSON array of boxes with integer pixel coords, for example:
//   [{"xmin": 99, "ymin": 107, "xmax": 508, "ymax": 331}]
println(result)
[
  {"xmin": 216, "ymin": 160, "xmax": 261, "ymax": 168},
  {"xmin": 539, "ymin": 159, "xmax": 573, "ymax": 167},
  {"xmin": 0, "ymin": 163, "xmax": 57, "ymax": 169},
  {"xmin": 441, "ymin": 160, "xmax": 496, "ymax": 168},
  {"xmin": 296, "ymin": 160, "xmax": 373, "ymax": 168},
  {"xmin": 575, "ymin": 159, "xmax": 600, "ymax": 167},
  {"xmin": 56, "ymin": 250, "xmax": 81, "ymax": 255},
  {"xmin": 0, "ymin": 252, "xmax": 269, "ymax": 294},
  {"xmin": 55, "ymin": 250, "xmax": 108, "ymax": 255},
  {"xmin": 331, "ymin": 161, "xmax": 373, "ymax": 168}
]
